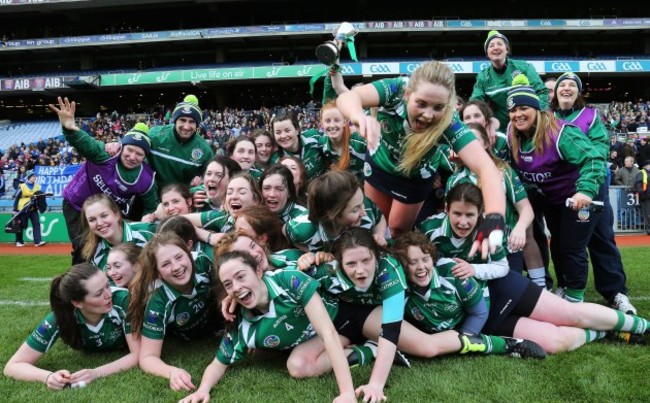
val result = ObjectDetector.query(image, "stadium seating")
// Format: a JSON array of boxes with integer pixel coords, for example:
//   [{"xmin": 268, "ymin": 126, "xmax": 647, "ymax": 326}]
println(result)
[{"xmin": 0, "ymin": 121, "xmax": 61, "ymax": 151}]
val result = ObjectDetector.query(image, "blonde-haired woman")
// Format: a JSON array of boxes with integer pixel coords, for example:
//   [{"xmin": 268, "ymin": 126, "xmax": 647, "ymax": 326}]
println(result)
[{"xmin": 336, "ymin": 61, "xmax": 505, "ymax": 258}]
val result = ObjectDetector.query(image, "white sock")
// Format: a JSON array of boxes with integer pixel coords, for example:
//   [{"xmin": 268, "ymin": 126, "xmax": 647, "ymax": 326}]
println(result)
[{"xmin": 527, "ymin": 268, "xmax": 546, "ymax": 287}]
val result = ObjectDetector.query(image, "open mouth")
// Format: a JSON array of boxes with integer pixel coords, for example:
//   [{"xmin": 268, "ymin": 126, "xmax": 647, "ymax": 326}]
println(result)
[
  {"xmin": 172, "ymin": 267, "xmax": 187, "ymax": 279},
  {"xmin": 229, "ymin": 202, "xmax": 242, "ymax": 211},
  {"xmin": 237, "ymin": 290, "xmax": 253, "ymax": 305},
  {"xmin": 265, "ymin": 199, "xmax": 279, "ymax": 210}
]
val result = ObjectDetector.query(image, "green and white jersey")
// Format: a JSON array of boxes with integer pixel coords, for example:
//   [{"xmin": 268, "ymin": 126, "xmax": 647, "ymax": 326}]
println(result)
[
  {"xmin": 93, "ymin": 221, "xmax": 156, "ymax": 271},
  {"xmin": 445, "ymin": 165, "xmax": 527, "ymax": 251},
  {"xmin": 148, "ymin": 124, "xmax": 214, "ymax": 188},
  {"xmin": 285, "ymin": 196, "xmax": 383, "ymax": 253},
  {"xmin": 192, "ymin": 241, "xmax": 214, "ymax": 276},
  {"xmin": 26, "ymin": 287, "xmax": 131, "ymax": 353},
  {"xmin": 311, "ymin": 254, "xmax": 407, "ymax": 307},
  {"xmin": 405, "ymin": 257, "xmax": 484, "ymax": 334},
  {"xmin": 416, "ymin": 212, "xmax": 508, "ymax": 282},
  {"xmin": 318, "ymin": 132, "xmax": 367, "ymax": 182},
  {"xmin": 431, "ymin": 144, "xmax": 456, "ymax": 175},
  {"xmin": 248, "ymin": 166, "xmax": 263, "ymax": 181},
  {"xmin": 493, "ymin": 131, "xmax": 510, "ymax": 162},
  {"xmin": 369, "ymin": 77, "xmax": 476, "ymax": 179},
  {"xmin": 190, "ymin": 184, "xmax": 222, "ymax": 212},
  {"xmin": 278, "ymin": 200, "xmax": 308, "ymax": 224},
  {"xmin": 216, "ymin": 270, "xmax": 337, "ymax": 365},
  {"xmin": 269, "ymin": 129, "xmax": 325, "ymax": 180},
  {"xmin": 269, "ymin": 248, "xmax": 304, "ymax": 271},
  {"xmin": 470, "ymin": 58, "xmax": 549, "ymax": 130},
  {"xmin": 200, "ymin": 209, "xmax": 235, "ymax": 233},
  {"xmin": 141, "ymin": 272, "xmax": 213, "ymax": 341}
]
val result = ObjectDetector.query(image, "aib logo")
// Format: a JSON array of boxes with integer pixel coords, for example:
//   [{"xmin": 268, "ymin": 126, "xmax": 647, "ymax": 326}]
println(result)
[
  {"xmin": 586, "ymin": 62, "xmax": 608, "ymax": 71},
  {"xmin": 551, "ymin": 63, "xmax": 573, "ymax": 71},
  {"xmin": 622, "ymin": 62, "xmax": 644, "ymax": 71},
  {"xmin": 369, "ymin": 64, "xmax": 392, "ymax": 73}
]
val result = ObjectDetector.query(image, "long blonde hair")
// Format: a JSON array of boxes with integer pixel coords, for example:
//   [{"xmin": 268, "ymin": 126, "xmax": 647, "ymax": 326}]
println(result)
[
  {"xmin": 398, "ymin": 61, "xmax": 456, "ymax": 175},
  {"xmin": 507, "ymin": 110, "xmax": 558, "ymax": 162},
  {"xmin": 80, "ymin": 194, "xmax": 123, "ymax": 261}
]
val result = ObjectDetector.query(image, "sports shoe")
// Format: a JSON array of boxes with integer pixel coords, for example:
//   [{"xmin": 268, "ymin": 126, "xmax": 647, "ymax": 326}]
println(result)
[
  {"xmin": 350, "ymin": 340, "xmax": 411, "ymax": 368},
  {"xmin": 606, "ymin": 331, "xmax": 646, "ymax": 345},
  {"xmin": 15, "ymin": 242, "xmax": 24, "ymax": 247},
  {"xmin": 612, "ymin": 293, "xmax": 637, "ymax": 315},
  {"xmin": 393, "ymin": 348, "xmax": 411, "ymax": 368},
  {"xmin": 35, "ymin": 241, "xmax": 46, "ymax": 247},
  {"xmin": 503, "ymin": 337, "xmax": 547, "ymax": 359}
]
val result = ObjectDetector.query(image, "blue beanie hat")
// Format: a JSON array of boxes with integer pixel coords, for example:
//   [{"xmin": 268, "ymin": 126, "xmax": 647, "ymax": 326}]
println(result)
[
  {"xmin": 484, "ymin": 30, "xmax": 509, "ymax": 54},
  {"xmin": 554, "ymin": 72, "xmax": 583, "ymax": 94},
  {"xmin": 122, "ymin": 122, "xmax": 151, "ymax": 155},
  {"xmin": 507, "ymin": 75, "xmax": 540, "ymax": 111},
  {"xmin": 26, "ymin": 170, "xmax": 36, "ymax": 180},
  {"xmin": 172, "ymin": 94, "xmax": 202, "ymax": 125}
]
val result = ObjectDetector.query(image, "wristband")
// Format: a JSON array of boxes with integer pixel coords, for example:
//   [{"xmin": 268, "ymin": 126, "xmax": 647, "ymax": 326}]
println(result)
[
  {"xmin": 44, "ymin": 372, "xmax": 54, "ymax": 386},
  {"xmin": 206, "ymin": 232, "xmax": 213, "ymax": 244}
]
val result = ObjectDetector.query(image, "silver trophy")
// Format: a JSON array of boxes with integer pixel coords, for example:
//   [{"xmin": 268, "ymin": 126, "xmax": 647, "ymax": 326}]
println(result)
[{"xmin": 316, "ymin": 22, "xmax": 359, "ymax": 66}]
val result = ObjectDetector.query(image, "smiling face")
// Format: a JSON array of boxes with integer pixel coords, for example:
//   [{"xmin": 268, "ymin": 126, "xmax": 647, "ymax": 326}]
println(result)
[
  {"xmin": 336, "ymin": 188, "xmax": 366, "ymax": 228},
  {"xmin": 447, "ymin": 200, "xmax": 480, "ymax": 239},
  {"xmin": 254, "ymin": 134, "xmax": 274, "ymax": 165},
  {"xmin": 219, "ymin": 257, "xmax": 266, "ymax": 310},
  {"xmin": 84, "ymin": 200, "xmax": 122, "ymax": 244},
  {"xmin": 155, "ymin": 243, "xmax": 193, "ymax": 293},
  {"xmin": 508, "ymin": 105, "xmax": 538, "ymax": 133},
  {"xmin": 321, "ymin": 106, "xmax": 346, "ymax": 143},
  {"xmin": 404, "ymin": 245, "xmax": 434, "ymax": 288},
  {"xmin": 487, "ymin": 37, "xmax": 508, "ymax": 67},
  {"xmin": 175, "ymin": 116, "xmax": 197, "ymax": 141},
  {"xmin": 162, "ymin": 189, "xmax": 192, "ymax": 217},
  {"xmin": 227, "ymin": 235, "xmax": 269, "ymax": 271},
  {"xmin": 106, "ymin": 250, "xmax": 136, "ymax": 287},
  {"xmin": 556, "ymin": 79, "xmax": 579, "ymax": 109},
  {"xmin": 231, "ymin": 140, "xmax": 256, "ymax": 171},
  {"xmin": 74, "ymin": 270, "xmax": 113, "ymax": 317},
  {"xmin": 225, "ymin": 177, "xmax": 258, "ymax": 218},
  {"xmin": 203, "ymin": 161, "xmax": 228, "ymax": 202},
  {"xmin": 405, "ymin": 82, "xmax": 450, "ymax": 132},
  {"xmin": 262, "ymin": 173, "xmax": 289, "ymax": 214},
  {"xmin": 273, "ymin": 119, "xmax": 300, "ymax": 153},
  {"xmin": 120, "ymin": 144, "xmax": 146, "ymax": 169},
  {"xmin": 340, "ymin": 246, "xmax": 377, "ymax": 289},
  {"xmin": 462, "ymin": 104, "xmax": 487, "ymax": 128}
]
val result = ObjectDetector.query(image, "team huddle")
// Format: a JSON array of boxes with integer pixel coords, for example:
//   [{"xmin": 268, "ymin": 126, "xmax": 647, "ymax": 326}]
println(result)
[{"xmin": 4, "ymin": 31, "xmax": 650, "ymax": 403}]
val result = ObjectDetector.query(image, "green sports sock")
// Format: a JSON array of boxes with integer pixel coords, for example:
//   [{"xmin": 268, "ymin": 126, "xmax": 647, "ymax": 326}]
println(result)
[
  {"xmin": 564, "ymin": 287, "xmax": 585, "ymax": 303},
  {"xmin": 349, "ymin": 345, "xmax": 374, "ymax": 367},
  {"xmin": 484, "ymin": 335, "xmax": 507, "ymax": 354},
  {"xmin": 613, "ymin": 311, "xmax": 649, "ymax": 334},
  {"xmin": 584, "ymin": 329, "xmax": 607, "ymax": 343},
  {"xmin": 459, "ymin": 334, "xmax": 492, "ymax": 354}
]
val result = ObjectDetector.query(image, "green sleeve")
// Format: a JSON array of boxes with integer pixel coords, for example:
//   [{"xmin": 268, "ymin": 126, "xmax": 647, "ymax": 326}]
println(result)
[
  {"xmin": 443, "ymin": 114, "xmax": 478, "ymax": 153},
  {"xmin": 558, "ymin": 125, "xmax": 606, "ymax": 198},
  {"xmin": 587, "ymin": 111, "xmax": 610, "ymax": 159},
  {"xmin": 200, "ymin": 210, "xmax": 230, "ymax": 232},
  {"xmin": 377, "ymin": 255, "xmax": 408, "ymax": 300},
  {"xmin": 469, "ymin": 72, "xmax": 487, "ymax": 102},
  {"xmin": 455, "ymin": 276, "xmax": 484, "ymax": 309},
  {"xmin": 140, "ymin": 293, "xmax": 167, "ymax": 340},
  {"xmin": 63, "ymin": 127, "xmax": 111, "ymax": 162},
  {"xmin": 276, "ymin": 270, "xmax": 320, "ymax": 306},
  {"xmin": 112, "ymin": 288, "xmax": 132, "ymax": 334},
  {"xmin": 25, "ymin": 312, "xmax": 59, "ymax": 353},
  {"xmin": 216, "ymin": 329, "xmax": 247, "ymax": 365},
  {"xmin": 323, "ymin": 73, "xmax": 338, "ymax": 104}
]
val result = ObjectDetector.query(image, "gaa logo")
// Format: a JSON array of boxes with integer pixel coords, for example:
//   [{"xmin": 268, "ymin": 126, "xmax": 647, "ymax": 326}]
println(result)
[
  {"xmin": 551, "ymin": 63, "xmax": 573, "ymax": 71},
  {"xmin": 622, "ymin": 62, "xmax": 643, "ymax": 71},
  {"xmin": 339, "ymin": 65, "xmax": 355, "ymax": 74},
  {"xmin": 587, "ymin": 62, "xmax": 608, "ymax": 71},
  {"xmin": 264, "ymin": 335, "xmax": 281, "ymax": 348},
  {"xmin": 369, "ymin": 64, "xmax": 391, "ymax": 73},
  {"xmin": 511, "ymin": 70, "xmax": 522, "ymax": 80},
  {"xmin": 448, "ymin": 63, "xmax": 464, "ymax": 73},
  {"xmin": 507, "ymin": 97, "xmax": 515, "ymax": 109}
]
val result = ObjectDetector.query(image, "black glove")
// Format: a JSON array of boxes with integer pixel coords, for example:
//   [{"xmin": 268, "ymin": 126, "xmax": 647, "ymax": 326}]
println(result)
[{"xmin": 475, "ymin": 213, "xmax": 505, "ymax": 246}]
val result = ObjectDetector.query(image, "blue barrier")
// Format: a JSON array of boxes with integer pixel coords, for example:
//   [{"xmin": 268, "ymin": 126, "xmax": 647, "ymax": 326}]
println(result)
[{"xmin": 610, "ymin": 186, "xmax": 645, "ymax": 233}]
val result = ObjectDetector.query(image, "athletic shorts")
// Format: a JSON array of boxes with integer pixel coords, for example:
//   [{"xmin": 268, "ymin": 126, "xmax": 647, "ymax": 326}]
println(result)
[
  {"xmin": 483, "ymin": 271, "xmax": 542, "ymax": 336},
  {"xmin": 363, "ymin": 153, "xmax": 434, "ymax": 204},
  {"xmin": 333, "ymin": 301, "xmax": 376, "ymax": 344}
]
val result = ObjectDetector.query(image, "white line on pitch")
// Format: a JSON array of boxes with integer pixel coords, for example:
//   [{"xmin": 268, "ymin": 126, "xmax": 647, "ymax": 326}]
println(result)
[
  {"xmin": 0, "ymin": 300, "xmax": 49, "ymax": 306},
  {"xmin": 18, "ymin": 277, "xmax": 53, "ymax": 282}
]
